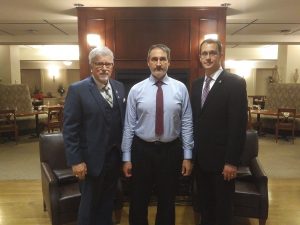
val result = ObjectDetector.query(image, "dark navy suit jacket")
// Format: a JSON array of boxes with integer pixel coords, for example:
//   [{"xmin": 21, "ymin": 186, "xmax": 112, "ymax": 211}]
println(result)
[{"xmin": 63, "ymin": 76, "xmax": 126, "ymax": 176}]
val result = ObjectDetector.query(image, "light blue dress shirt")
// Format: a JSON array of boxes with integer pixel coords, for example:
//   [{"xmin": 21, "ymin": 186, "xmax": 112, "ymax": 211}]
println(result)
[{"xmin": 122, "ymin": 74, "xmax": 194, "ymax": 162}]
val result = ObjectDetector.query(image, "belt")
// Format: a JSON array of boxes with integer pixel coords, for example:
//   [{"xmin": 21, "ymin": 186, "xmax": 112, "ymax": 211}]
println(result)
[
  {"xmin": 134, "ymin": 135, "xmax": 179, "ymax": 146},
  {"xmin": 153, "ymin": 140, "xmax": 166, "ymax": 145}
]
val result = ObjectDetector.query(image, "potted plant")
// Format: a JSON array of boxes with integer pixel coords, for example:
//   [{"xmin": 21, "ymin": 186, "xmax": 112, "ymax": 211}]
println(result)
[
  {"xmin": 33, "ymin": 86, "xmax": 44, "ymax": 100},
  {"xmin": 57, "ymin": 84, "xmax": 65, "ymax": 97}
]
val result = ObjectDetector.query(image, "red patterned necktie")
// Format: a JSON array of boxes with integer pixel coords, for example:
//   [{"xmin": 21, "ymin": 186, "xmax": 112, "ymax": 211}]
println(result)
[
  {"xmin": 155, "ymin": 81, "xmax": 164, "ymax": 136},
  {"xmin": 201, "ymin": 76, "xmax": 212, "ymax": 107}
]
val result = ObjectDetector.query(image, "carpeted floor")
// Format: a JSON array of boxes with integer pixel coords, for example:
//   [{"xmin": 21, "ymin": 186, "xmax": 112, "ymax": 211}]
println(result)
[
  {"xmin": 0, "ymin": 135, "xmax": 41, "ymax": 180},
  {"xmin": 258, "ymin": 134, "xmax": 300, "ymax": 178},
  {"xmin": 0, "ymin": 134, "xmax": 299, "ymax": 180}
]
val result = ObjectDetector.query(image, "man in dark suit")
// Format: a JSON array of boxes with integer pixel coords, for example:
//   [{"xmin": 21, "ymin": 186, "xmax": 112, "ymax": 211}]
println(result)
[
  {"xmin": 63, "ymin": 46, "xmax": 126, "ymax": 225},
  {"xmin": 191, "ymin": 39, "xmax": 248, "ymax": 225}
]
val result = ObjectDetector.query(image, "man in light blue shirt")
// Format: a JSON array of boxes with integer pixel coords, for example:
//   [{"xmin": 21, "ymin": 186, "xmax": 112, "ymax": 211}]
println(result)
[{"xmin": 121, "ymin": 44, "xmax": 194, "ymax": 225}]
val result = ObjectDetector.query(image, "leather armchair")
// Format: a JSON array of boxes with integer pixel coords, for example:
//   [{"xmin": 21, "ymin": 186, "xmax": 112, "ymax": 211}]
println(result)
[
  {"xmin": 193, "ymin": 130, "xmax": 269, "ymax": 225},
  {"xmin": 39, "ymin": 133, "xmax": 80, "ymax": 225},
  {"xmin": 234, "ymin": 157, "xmax": 268, "ymax": 225},
  {"xmin": 235, "ymin": 130, "xmax": 268, "ymax": 225}
]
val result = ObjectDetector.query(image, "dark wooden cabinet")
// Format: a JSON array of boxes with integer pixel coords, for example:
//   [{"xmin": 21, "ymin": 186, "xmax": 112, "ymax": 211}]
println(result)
[{"xmin": 77, "ymin": 7, "xmax": 226, "ymax": 89}]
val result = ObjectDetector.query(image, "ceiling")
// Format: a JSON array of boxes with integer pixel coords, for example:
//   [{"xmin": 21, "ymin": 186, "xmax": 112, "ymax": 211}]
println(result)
[{"xmin": 1, "ymin": 0, "xmax": 300, "ymax": 47}]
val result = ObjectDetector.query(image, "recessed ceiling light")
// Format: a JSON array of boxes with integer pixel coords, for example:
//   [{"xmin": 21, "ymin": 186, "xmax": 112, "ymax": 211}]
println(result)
[
  {"xmin": 25, "ymin": 29, "xmax": 38, "ymax": 34},
  {"xmin": 280, "ymin": 29, "xmax": 292, "ymax": 35},
  {"xmin": 74, "ymin": 3, "xmax": 84, "ymax": 7}
]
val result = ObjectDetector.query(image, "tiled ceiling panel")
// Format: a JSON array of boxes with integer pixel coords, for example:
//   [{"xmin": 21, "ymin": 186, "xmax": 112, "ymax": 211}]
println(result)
[
  {"xmin": 0, "ymin": 22, "xmax": 77, "ymax": 36},
  {"xmin": 230, "ymin": 23, "xmax": 300, "ymax": 35}
]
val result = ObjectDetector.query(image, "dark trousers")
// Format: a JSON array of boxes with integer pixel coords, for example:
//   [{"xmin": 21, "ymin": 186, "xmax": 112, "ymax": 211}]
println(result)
[
  {"xmin": 77, "ymin": 149, "xmax": 120, "ymax": 225},
  {"xmin": 129, "ymin": 136, "xmax": 182, "ymax": 225},
  {"xmin": 195, "ymin": 168, "xmax": 235, "ymax": 225}
]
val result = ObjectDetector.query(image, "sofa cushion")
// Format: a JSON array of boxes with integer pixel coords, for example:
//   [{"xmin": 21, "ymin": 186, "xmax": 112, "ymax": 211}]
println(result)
[{"xmin": 0, "ymin": 84, "xmax": 32, "ymax": 113}]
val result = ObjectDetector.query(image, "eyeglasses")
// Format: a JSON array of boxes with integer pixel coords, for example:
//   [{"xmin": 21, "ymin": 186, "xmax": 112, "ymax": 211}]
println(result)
[
  {"xmin": 93, "ymin": 62, "xmax": 114, "ymax": 68},
  {"xmin": 150, "ymin": 57, "xmax": 168, "ymax": 64},
  {"xmin": 200, "ymin": 50, "xmax": 219, "ymax": 58}
]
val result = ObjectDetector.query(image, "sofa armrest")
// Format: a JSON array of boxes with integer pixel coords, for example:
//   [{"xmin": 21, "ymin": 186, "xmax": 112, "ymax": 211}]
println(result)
[
  {"xmin": 249, "ymin": 158, "xmax": 269, "ymax": 219},
  {"xmin": 240, "ymin": 130, "xmax": 258, "ymax": 166},
  {"xmin": 249, "ymin": 158, "xmax": 267, "ymax": 178},
  {"xmin": 40, "ymin": 162, "xmax": 60, "ymax": 216},
  {"xmin": 41, "ymin": 162, "xmax": 57, "ymax": 184},
  {"xmin": 53, "ymin": 168, "xmax": 78, "ymax": 185},
  {"xmin": 249, "ymin": 158, "xmax": 268, "ymax": 195}
]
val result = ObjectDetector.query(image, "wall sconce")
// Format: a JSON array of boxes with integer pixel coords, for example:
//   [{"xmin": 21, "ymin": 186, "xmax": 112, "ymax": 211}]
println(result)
[
  {"xmin": 87, "ymin": 34, "xmax": 103, "ymax": 48},
  {"xmin": 48, "ymin": 66, "xmax": 59, "ymax": 83},
  {"xmin": 204, "ymin": 34, "xmax": 218, "ymax": 40},
  {"xmin": 63, "ymin": 61, "xmax": 72, "ymax": 66},
  {"xmin": 225, "ymin": 60, "xmax": 255, "ymax": 78}
]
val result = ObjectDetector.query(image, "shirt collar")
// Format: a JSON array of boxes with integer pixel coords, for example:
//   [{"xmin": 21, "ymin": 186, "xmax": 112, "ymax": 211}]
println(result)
[
  {"xmin": 149, "ymin": 74, "xmax": 169, "ymax": 85},
  {"xmin": 205, "ymin": 66, "xmax": 223, "ymax": 81},
  {"xmin": 92, "ymin": 75, "xmax": 111, "ymax": 90}
]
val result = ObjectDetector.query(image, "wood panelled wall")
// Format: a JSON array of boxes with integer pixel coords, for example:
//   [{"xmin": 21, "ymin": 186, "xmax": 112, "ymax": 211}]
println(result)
[{"xmin": 77, "ymin": 7, "xmax": 226, "ymax": 87}]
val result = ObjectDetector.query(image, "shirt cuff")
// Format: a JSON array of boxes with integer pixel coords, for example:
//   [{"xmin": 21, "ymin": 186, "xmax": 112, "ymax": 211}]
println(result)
[
  {"xmin": 122, "ymin": 152, "xmax": 131, "ymax": 162},
  {"xmin": 183, "ymin": 149, "xmax": 192, "ymax": 160}
]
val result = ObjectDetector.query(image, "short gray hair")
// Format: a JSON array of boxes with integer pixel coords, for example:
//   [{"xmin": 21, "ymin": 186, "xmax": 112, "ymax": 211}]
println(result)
[
  {"xmin": 88, "ymin": 46, "xmax": 114, "ymax": 65},
  {"xmin": 147, "ymin": 44, "xmax": 171, "ymax": 61}
]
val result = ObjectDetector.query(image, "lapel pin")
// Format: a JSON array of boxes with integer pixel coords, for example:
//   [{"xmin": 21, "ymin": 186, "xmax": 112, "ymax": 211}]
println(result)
[{"xmin": 115, "ymin": 90, "xmax": 120, "ymax": 98}]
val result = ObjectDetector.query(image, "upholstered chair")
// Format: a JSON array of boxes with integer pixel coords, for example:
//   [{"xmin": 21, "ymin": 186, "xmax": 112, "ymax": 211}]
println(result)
[
  {"xmin": 39, "ymin": 133, "xmax": 80, "ymax": 225},
  {"xmin": 193, "ymin": 130, "xmax": 269, "ymax": 225}
]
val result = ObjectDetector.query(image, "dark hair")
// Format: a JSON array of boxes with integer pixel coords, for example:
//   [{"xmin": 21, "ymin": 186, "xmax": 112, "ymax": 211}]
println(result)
[
  {"xmin": 147, "ymin": 44, "xmax": 171, "ymax": 61},
  {"xmin": 200, "ymin": 39, "xmax": 222, "ymax": 54}
]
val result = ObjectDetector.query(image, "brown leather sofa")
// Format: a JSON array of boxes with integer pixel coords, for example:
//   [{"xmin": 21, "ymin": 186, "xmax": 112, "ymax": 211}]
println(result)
[
  {"xmin": 39, "ymin": 133, "xmax": 80, "ymax": 225},
  {"xmin": 193, "ymin": 130, "xmax": 269, "ymax": 225}
]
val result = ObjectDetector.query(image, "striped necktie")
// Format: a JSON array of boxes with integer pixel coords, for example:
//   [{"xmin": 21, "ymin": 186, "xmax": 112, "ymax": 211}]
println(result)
[
  {"xmin": 102, "ymin": 85, "xmax": 113, "ymax": 107},
  {"xmin": 201, "ymin": 76, "xmax": 212, "ymax": 107}
]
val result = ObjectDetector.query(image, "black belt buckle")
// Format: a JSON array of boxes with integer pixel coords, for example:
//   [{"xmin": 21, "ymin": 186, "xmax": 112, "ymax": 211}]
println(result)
[{"xmin": 153, "ymin": 141, "xmax": 162, "ymax": 145}]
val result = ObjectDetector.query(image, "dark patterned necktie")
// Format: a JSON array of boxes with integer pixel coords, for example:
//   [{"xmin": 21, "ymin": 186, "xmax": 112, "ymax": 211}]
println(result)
[
  {"xmin": 155, "ymin": 81, "xmax": 164, "ymax": 136},
  {"xmin": 201, "ymin": 76, "xmax": 212, "ymax": 107},
  {"xmin": 102, "ymin": 85, "xmax": 113, "ymax": 107}
]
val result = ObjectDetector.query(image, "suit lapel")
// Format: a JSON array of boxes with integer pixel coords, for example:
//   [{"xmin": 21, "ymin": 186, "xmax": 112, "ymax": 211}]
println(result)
[
  {"xmin": 110, "ymin": 80, "xmax": 122, "ymax": 107},
  {"xmin": 110, "ymin": 79, "xmax": 125, "ymax": 125},
  {"xmin": 87, "ymin": 77, "xmax": 107, "ymax": 115},
  {"xmin": 197, "ymin": 78, "xmax": 205, "ymax": 112},
  {"xmin": 201, "ymin": 71, "xmax": 225, "ymax": 110}
]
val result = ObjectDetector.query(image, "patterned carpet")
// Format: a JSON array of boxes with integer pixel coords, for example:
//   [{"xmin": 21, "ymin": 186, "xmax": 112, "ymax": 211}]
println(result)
[{"xmin": 0, "ymin": 134, "xmax": 299, "ymax": 180}]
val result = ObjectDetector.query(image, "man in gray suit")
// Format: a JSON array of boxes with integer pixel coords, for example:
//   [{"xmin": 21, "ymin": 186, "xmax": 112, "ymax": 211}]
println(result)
[
  {"xmin": 191, "ymin": 39, "xmax": 248, "ymax": 225},
  {"xmin": 63, "ymin": 46, "xmax": 126, "ymax": 225}
]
